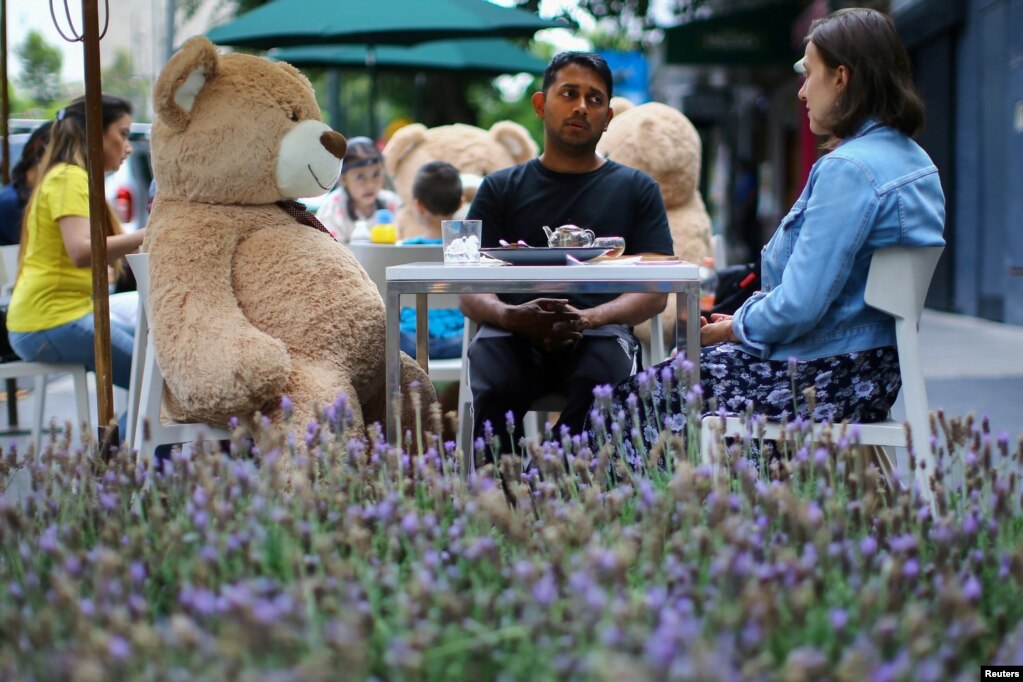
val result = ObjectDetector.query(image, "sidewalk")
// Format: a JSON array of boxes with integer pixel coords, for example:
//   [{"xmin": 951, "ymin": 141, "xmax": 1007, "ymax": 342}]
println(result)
[
  {"xmin": 2, "ymin": 309, "xmax": 1022, "ymax": 456},
  {"xmin": 896, "ymin": 309, "xmax": 1023, "ymax": 437}
]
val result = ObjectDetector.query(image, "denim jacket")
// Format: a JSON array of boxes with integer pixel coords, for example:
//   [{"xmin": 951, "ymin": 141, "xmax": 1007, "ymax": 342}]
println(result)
[{"xmin": 732, "ymin": 121, "xmax": 945, "ymax": 361}]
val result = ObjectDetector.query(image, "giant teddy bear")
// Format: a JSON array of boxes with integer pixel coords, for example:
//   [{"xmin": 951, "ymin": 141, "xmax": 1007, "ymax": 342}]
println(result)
[
  {"xmin": 597, "ymin": 99, "xmax": 713, "ymax": 346},
  {"xmin": 383, "ymin": 121, "xmax": 538, "ymax": 239},
  {"xmin": 145, "ymin": 36, "xmax": 435, "ymax": 451}
]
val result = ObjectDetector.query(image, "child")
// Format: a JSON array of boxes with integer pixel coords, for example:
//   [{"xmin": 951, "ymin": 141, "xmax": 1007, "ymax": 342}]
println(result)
[
  {"xmin": 315, "ymin": 137, "xmax": 401, "ymax": 242},
  {"xmin": 407, "ymin": 160, "xmax": 463, "ymax": 242},
  {"xmin": 399, "ymin": 161, "xmax": 465, "ymax": 360}
]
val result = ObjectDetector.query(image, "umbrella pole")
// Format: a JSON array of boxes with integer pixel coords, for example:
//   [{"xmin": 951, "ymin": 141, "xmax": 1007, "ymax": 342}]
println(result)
[
  {"xmin": 367, "ymin": 45, "xmax": 376, "ymax": 139},
  {"xmin": 0, "ymin": 0, "xmax": 14, "ymax": 431},
  {"xmin": 81, "ymin": 0, "xmax": 117, "ymax": 453},
  {"xmin": 327, "ymin": 68, "xmax": 343, "ymax": 132}
]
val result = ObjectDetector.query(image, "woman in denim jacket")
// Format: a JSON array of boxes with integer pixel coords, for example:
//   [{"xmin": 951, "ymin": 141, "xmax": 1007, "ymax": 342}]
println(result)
[{"xmin": 594, "ymin": 8, "xmax": 945, "ymax": 459}]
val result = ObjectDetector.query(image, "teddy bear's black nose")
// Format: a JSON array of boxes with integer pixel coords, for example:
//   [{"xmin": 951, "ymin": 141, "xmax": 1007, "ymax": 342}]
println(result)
[{"xmin": 320, "ymin": 131, "xmax": 347, "ymax": 160}]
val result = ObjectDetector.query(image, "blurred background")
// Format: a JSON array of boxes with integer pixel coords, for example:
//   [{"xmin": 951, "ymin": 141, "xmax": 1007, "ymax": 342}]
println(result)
[{"xmin": 5, "ymin": 0, "xmax": 1021, "ymax": 327}]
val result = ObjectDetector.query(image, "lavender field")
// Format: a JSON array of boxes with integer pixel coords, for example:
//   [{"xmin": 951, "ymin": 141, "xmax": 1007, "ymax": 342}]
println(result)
[{"xmin": 1, "ymin": 387, "xmax": 1021, "ymax": 680}]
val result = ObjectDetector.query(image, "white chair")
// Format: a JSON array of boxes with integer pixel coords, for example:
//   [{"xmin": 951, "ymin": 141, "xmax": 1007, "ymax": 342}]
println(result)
[
  {"xmin": 0, "ymin": 244, "xmax": 21, "ymax": 298},
  {"xmin": 699, "ymin": 246, "xmax": 944, "ymax": 507},
  {"xmin": 125, "ymin": 253, "xmax": 229, "ymax": 462},
  {"xmin": 0, "ymin": 362, "xmax": 90, "ymax": 457},
  {"xmin": 347, "ymin": 242, "xmax": 463, "ymax": 382},
  {"xmin": 0, "ymin": 244, "xmax": 91, "ymax": 455}
]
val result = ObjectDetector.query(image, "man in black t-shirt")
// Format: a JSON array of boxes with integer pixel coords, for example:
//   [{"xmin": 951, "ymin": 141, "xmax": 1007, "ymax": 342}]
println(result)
[{"xmin": 461, "ymin": 51, "xmax": 674, "ymax": 457}]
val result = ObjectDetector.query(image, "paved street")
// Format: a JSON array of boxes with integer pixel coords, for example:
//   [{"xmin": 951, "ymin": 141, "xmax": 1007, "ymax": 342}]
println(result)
[{"xmin": 2, "ymin": 309, "xmax": 1022, "ymax": 460}]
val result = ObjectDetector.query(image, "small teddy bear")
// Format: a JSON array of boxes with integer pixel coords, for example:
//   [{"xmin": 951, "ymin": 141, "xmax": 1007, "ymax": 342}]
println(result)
[
  {"xmin": 597, "ymin": 98, "xmax": 713, "ymax": 346},
  {"xmin": 383, "ymin": 121, "xmax": 538, "ymax": 239},
  {"xmin": 145, "ymin": 36, "xmax": 435, "ymax": 455}
]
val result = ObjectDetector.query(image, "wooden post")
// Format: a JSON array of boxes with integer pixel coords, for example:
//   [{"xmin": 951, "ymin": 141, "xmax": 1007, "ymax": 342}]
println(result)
[
  {"xmin": 81, "ymin": 0, "xmax": 116, "ymax": 450},
  {"xmin": 1, "ymin": 0, "xmax": 10, "ymax": 185}
]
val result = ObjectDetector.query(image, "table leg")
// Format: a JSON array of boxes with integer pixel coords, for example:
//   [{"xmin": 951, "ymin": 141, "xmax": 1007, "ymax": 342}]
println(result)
[
  {"xmin": 415, "ymin": 293, "xmax": 429, "ymax": 373},
  {"xmin": 676, "ymin": 286, "xmax": 700, "ymax": 384},
  {"xmin": 385, "ymin": 289, "xmax": 401, "ymax": 444},
  {"xmin": 5, "ymin": 378, "xmax": 17, "ymax": 426},
  {"xmin": 687, "ymin": 284, "xmax": 701, "ymax": 383}
]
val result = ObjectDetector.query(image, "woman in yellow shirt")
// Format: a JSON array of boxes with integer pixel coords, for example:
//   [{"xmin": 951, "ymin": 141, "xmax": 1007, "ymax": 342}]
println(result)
[{"xmin": 7, "ymin": 94, "xmax": 145, "ymax": 389}]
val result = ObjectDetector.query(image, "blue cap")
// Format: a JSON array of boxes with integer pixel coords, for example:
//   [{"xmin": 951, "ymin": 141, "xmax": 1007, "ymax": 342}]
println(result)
[{"xmin": 374, "ymin": 208, "xmax": 393, "ymax": 224}]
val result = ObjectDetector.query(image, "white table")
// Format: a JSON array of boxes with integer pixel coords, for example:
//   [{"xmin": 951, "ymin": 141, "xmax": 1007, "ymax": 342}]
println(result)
[{"xmin": 384, "ymin": 260, "xmax": 702, "ymax": 443}]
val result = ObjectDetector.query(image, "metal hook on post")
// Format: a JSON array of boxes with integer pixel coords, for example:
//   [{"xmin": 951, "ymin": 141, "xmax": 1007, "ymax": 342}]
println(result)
[{"xmin": 49, "ymin": 0, "xmax": 109, "ymax": 43}]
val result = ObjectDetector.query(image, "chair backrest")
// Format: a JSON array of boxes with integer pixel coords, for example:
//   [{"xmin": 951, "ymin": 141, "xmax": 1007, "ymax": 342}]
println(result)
[
  {"xmin": 0, "ymin": 245, "xmax": 20, "ymax": 297},
  {"xmin": 347, "ymin": 242, "xmax": 460, "ymax": 309},
  {"xmin": 864, "ymin": 246, "xmax": 943, "ymax": 455},
  {"xmin": 126, "ymin": 252, "xmax": 151, "ymax": 313},
  {"xmin": 124, "ymin": 253, "xmax": 150, "ymax": 448},
  {"xmin": 864, "ymin": 246, "xmax": 943, "ymax": 324}
]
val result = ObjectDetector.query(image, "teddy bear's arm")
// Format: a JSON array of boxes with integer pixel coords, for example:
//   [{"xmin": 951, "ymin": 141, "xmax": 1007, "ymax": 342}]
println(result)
[{"xmin": 146, "ymin": 213, "xmax": 292, "ymax": 421}]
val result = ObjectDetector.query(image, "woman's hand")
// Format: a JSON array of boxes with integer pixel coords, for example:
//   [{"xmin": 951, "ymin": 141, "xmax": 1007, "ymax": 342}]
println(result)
[{"xmin": 700, "ymin": 313, "xmax": 737, "ymax": 346}]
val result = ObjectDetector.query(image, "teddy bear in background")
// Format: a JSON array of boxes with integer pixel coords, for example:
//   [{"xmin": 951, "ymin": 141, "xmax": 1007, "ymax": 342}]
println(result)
[
  {"xmin": 145, "ymin": 36, "xmax": 435, "ymax": 457},
  {"xmin": 597, "ymin": 98, "xmax": 713, "ymax": 347},
  {"xmin": 383, "ymin": 121, "xmax": 538, "ymax": 240}
]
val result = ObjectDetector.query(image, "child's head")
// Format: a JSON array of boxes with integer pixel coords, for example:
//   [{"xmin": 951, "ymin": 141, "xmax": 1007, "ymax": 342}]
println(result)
[
  {"xmin": 340, "ymin": 136, "xmax": 386, "ymax": 207},
  {"xmin": 412, "ymin": 161, "xmax": 462, "ymax": 221}
]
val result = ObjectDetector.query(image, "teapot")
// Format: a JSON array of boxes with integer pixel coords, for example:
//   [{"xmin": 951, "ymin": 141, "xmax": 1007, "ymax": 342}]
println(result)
[{"xmin": 543, "ymin": 224, "xmax": 596, "ymax": 247}]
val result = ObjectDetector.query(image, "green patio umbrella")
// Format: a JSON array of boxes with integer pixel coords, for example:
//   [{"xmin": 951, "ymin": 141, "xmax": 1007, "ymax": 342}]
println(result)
[
  {"xmin": 269, "ymin": 38, "xmax": 547, "ymax": 75},
  {"xmin": 206, "ymin": 0, "xmax": 566, "ymax": 134},
  {"xmin": 271, "ymin": 38, "xmax": 546, "ymax": 129},
  {"xmin": 206, "ymin": 0, "xmax": 566, "ymax": 50}
]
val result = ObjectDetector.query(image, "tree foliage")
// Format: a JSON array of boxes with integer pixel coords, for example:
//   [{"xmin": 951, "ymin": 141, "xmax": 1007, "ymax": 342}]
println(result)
[
  {"xmin": 102, "ymin": 50, "xmax": 152, "ymax": 121},
  {"xmin": 15, "ymin": 30, "xmax": 63, "ymax": 106}
]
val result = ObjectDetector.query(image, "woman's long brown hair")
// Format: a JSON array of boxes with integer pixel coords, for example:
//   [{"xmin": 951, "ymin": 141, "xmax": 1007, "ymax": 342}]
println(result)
[{"xmin": 17, "ymin": 94, "xmax": 133, "ymax": 273}]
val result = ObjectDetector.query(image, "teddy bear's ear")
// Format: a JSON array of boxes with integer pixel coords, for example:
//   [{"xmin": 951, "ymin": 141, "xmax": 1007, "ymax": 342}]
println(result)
[
  {"xmin": 609, "ymin": 96, "xmax": 634, "ymax": 115},
  {"xmin": 153, "ymin": 36, "xmax": 220, "ymax": 132},
  {"xmin": 489, "ymin": 121, "xmax": 539, "ymax": 165},
  {"xmin": 382, "ymin": 123, "xmax": 427, "ymax": 177}
]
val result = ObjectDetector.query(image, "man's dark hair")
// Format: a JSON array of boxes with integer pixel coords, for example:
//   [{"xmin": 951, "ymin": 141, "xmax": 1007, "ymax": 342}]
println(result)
[
  {"xmin": 806, "ymin": 7, "xmax": 925, "ymax": 141},
  {"xmin": 412, "ymin": 161, "xmax": 462, "ymax": 217},
  {"xmin": 542, "ymin": 51, "xmax": 613, "ymax": 100}
]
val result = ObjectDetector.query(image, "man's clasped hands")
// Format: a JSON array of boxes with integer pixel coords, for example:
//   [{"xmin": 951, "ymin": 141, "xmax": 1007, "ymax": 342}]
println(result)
[{"xmin": 493, "ymin": 297, "xmax": 739, "ymax": 355}]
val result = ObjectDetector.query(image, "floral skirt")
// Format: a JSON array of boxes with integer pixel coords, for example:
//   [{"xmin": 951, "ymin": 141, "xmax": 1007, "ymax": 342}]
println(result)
[{"xmin": 592, "ymin": 343, "xmax": 901, "ymax": 459}]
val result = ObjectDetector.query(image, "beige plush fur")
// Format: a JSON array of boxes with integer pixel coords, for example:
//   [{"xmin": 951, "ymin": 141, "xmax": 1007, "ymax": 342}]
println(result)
[
  {"xmin": 598, "ymin": 98, "xmax": 713, "ymax": 345},
  {"xmin": 383, "ymin": 121, "xmax": 538, "ymax": 238},
  {"xmin": 146, "ymin": 36, "xmax": 435, "ymax": 454}
]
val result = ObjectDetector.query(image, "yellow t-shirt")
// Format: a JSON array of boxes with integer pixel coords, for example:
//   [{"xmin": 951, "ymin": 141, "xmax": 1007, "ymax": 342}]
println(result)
[{"xmin": 7, "ymin": 163, "xmax": 94, "ymax": 332}]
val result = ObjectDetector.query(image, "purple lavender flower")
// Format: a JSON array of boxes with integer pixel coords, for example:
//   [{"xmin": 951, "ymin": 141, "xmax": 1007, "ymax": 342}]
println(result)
[
  {"xmin": 107, "ymin": 635, "xmax": 131, "ymax": 661},
  {"xmin": 38, "ymin": 525, "xmax": 59, "ymax": 553},
  {"xmin": 963, "ymin": 574, "xmax": 982, "ymax": 601},
  {"xmin": 79, "ymin": 598, "xmax": 95, "ymax": 616},
  {"xmin": 532, "ymin": 572, "xmax": 558, "ymax": 606},
  {"xmin": 400, "ymin": 512, "xmax": 418, "ymax": 535},
  {"xmin": 902, "ymin": 559, "xmax": 920, "ymax": 579},
  {"xmin": 860, "ymin": 536, "xmax": 878, "ymax": 558},
  {"xmin": 829, "ymin": 608, "xmax": 848, "ymax": 630}
]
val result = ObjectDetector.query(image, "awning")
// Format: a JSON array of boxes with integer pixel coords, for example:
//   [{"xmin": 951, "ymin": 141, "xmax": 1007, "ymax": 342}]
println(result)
[{"xmin": 663, "ymin": 1, "xmax": 804, "ymax": 67}]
